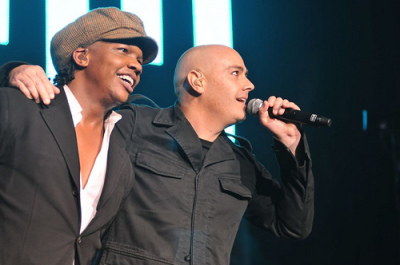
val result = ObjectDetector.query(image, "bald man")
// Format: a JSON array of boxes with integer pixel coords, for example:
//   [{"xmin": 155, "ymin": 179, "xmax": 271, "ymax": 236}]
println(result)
[{"xmin": 2, "ymin": 45, "xmax": 314, "ymax": 265}]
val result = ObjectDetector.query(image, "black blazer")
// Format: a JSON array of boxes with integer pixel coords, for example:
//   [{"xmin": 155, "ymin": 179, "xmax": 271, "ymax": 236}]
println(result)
[{"xmin": 0, "ymin": 86, "xmax": 134, "ymax": 265}]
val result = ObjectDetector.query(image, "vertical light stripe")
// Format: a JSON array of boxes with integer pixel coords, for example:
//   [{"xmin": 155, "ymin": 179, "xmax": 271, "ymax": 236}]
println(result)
[
  {"xmin": 192, "ymin": 0, "xmax": 233, "ymax": 47},
  {"xmin": 0, "ymin": 0, "xmax": 10, "ymax": 45},
  {"xmin": 192, "ymin": 0, "xmax": 235, "ymax": 136},
  {"xmin": 362, "ymin": 109, "xmax": 368, "ymax": 131},
  {"xmin": 121, "ymin": 0, "xmax": 164, "ymax": 66},
  {"xmin": 45, "ymin": 0, "xmax": 89, "ymax": 78}
]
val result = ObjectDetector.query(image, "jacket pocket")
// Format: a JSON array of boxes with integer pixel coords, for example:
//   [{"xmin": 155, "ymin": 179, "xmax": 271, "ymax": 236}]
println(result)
[
  {"xmin": 218, "ymin": 177, "xmax": 252, "ymax": 199},
  {"xmin": 135, "ymin": 149, "xmax": 186, "ymax": 179},
  {"xmin": 101, "ymin": 242, "xmax": 175, "ymax": 265}
]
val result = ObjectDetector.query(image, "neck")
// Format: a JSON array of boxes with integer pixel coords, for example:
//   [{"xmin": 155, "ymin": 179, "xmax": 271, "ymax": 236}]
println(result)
[
  {"xmin": 68, "ymin": 81, "xmax": 110, "ymax": 125},
  {"xmin": 180, "ymin": 101, "xmax": 225, "ymax": 142}
]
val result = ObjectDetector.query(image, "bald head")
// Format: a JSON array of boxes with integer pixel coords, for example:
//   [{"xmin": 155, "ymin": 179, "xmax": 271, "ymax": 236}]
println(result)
[{"xmin": 173, "ymin": 45, "xmax": 240, "ymax": 99}]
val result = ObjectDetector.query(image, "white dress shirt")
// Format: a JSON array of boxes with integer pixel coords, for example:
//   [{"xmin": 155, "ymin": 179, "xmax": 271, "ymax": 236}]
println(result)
[{"xmin": 64, "ymin": 85, "xmax": 121, "ymax": 263}]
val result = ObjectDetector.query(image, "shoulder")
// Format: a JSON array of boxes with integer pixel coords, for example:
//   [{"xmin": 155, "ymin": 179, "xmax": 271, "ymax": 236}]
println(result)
[
  {"xmin": 0, "ymin": 86, "xmax": 64, "ymax": 112},
  {"xmin": 0, "ymin": 87, "xmax": 37, "ymax": 132},
  {"xmin": 224, "ymin": 133, "xmax": 253, "ymax": 153},
  {"xmin": 0, "ymin": 86, "xmax": 35, "ymax": 109},
  {"xmin": 115, "ymin": 103, "xmax": 165, "ymax": 138},
  {"xmin": 117, "ymin": 103, "xmax": 159, "ymax": 126},
  {"xmin": 0, "ymin": 86, "xmax": 26, "ymax": 97},
  {"xmin": 0, "ymin": 86, "xmax": 70, "ymax": 122},
  {"xmin": 119, "ymin": 103, "xmax": 160, "ymax": 114},
  {"xmin": 118, "ymin": 103, "xmax": 174, "ymax": 122}
]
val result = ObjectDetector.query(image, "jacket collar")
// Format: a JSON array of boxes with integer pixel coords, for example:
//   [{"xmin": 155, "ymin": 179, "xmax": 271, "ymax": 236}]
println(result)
[{"xmin": 152, "ymin": 102, "xmax": 236, "ymax": 173}]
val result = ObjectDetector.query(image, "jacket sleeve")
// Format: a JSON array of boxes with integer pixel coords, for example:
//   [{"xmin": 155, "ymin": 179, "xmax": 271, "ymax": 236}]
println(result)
[
  {"xmin": 0, "ymin": 89, "xmax": 10, "ymax": 153},
  {"xmin": 0, "ymin": 61, "xmax": 28, "ymax": 87},
  {"xmin": 244, "ymin": 132, "xmax": 314, "ymax": 240}
]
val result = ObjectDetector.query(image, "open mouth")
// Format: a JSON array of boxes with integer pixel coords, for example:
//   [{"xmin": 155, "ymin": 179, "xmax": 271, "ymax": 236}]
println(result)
[
  {"xmin": 237, "ymin": 98, "xmax": 247, "ymax": 103},
  {"xmin": 118, "ymin": 74, "xmax": 135, "ymax": 87}
]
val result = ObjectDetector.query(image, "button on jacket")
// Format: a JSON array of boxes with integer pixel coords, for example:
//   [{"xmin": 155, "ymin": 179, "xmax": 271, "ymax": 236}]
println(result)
[{"xmin": 99, "ymin": 102, "xmax": 314, "ymax": 265}]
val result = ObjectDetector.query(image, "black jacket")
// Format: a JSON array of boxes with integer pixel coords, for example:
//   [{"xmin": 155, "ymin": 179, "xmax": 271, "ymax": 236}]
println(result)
[
  {"xmin": 99, "ymin": 102, "xmax": 314, "ymax": 265},
  {"xmin": 0, "ymin": 86, "xmax": 134, "ymax": 265}
]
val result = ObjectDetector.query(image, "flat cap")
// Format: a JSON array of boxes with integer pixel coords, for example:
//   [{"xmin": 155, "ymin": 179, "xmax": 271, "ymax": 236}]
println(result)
[{"xmin": 50, "ymin": 7, "xmax": 158, "ymax": 74}]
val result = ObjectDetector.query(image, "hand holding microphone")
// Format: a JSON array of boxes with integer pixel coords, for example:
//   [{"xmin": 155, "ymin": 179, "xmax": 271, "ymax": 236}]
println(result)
[{"xmin": 247, "ymin": 98, "xmax": 332, "ymax": 128}]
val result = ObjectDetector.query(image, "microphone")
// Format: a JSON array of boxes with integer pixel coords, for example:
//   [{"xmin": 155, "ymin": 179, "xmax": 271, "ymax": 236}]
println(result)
[{"xmin": 247, "ymin": 98, "xmax": 332, "ymax": 127}]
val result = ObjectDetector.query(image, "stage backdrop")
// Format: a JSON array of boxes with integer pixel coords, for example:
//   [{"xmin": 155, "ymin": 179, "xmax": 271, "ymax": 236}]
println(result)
[{"xmin": 1, "ymin": 0, "xmax": 399, "ymax": 264}]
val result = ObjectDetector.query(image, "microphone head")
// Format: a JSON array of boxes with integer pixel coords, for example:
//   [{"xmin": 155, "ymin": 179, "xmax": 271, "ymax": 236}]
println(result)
[{"xmin": 247, "ymin": 98, "xmax": 263, "ymax": 115}]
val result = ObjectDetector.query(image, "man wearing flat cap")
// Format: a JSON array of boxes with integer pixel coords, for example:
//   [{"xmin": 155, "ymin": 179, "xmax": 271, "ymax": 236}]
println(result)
[{"xmin": 0, "ymin": 7, "xmax": 157, "ymax": 265}]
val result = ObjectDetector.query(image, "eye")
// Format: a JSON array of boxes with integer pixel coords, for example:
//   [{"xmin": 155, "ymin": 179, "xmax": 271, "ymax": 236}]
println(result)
[
  {"xmin": 232, "ymin": 70, "xmax": 239, "ymax": 76},
  {"xmin": 118, "ymin": 47, "xmax": 128, "ymax": 53}
]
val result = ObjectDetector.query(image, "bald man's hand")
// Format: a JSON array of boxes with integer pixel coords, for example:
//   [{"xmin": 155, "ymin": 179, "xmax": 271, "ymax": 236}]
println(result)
[
  {"xmin": 257, "ymin": 96, "xmax": 302, "ymax": 156},
  {"xmin": 9, "ymin": 65, "xmax": 60, "ymax": 105}
]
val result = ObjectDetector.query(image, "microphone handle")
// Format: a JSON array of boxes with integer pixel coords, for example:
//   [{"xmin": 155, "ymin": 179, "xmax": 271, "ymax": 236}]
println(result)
[{"xmin": 268, "ymin": 108, "xmax": 332, "ymax": 127}]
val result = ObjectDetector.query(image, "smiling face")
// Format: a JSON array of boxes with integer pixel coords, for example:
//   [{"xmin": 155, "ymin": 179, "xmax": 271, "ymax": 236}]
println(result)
[
  {"xmin": 81, "ymin": 39, "xmax": 144, "ymax": 108},
  {"xmin": 201, "ymin": 46, "xmax": 255, "ymax": 127}
]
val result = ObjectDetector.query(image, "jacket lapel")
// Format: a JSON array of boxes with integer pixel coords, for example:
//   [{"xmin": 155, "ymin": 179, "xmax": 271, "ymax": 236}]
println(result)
[
  {"xmin": 82, "ymin": 121, "xmax": 134, "ymax": 235},
  {"xmin": 97, "ymin": 129, "xmax": 131, "ymax": 208},
  {"xmin": 166, "ymin": 120, "xmax": 204, "ymax": 174},
  {"xmin": 40, "ymin": 90, "xmax": 80, "ymax": 188},
  {"xmin": 41, "ymin": 91, "xmax": 134, "ymax": 235},
  {"xmin": 202, "ymin": 135, "xmax": 236, "ymax": 167}
]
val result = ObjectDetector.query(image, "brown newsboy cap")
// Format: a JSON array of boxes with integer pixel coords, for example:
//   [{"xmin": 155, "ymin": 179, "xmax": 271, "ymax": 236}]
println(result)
[{"xmin": 50, "ymin": 7, "xmax": 158, "ymax": 74}]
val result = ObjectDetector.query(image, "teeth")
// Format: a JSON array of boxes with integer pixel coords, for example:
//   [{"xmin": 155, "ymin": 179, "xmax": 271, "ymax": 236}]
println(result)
[{"xmin": 118, "ymin": 75, "xmax": 134, "ymax": 87}]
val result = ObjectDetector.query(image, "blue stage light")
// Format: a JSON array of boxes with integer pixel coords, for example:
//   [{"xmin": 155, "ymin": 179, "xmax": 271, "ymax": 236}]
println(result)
[
  {"xmin": 0, "ymin": 0, "xmax": 10, "ymax": 45},
  {"xmin": 45, "ymin": 0, "xmax": 89, "ymax": 78},
  {"xmin": 121, "ymin": 0, "xmax": 164, "ymax": 66}
]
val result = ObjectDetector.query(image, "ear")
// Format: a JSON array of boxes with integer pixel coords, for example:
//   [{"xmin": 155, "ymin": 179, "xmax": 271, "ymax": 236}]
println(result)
[
  {"xmin": 73, "ymin": 48, "xmax": 88, "ymax": 67},
  {"xmin": 187, "ymin": 70, "xmax": 205, "ymax": 94}
]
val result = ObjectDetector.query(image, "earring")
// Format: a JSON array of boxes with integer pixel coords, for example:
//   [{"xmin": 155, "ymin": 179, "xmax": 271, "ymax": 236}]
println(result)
[{"xmin": 78, "ymin": 54, "xmax": 87, "ymax": 61}]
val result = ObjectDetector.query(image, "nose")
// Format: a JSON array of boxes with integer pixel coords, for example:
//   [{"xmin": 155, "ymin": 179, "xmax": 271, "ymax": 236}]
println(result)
[
  {"xmin": 245, "ymin": 79, "xmax": 255, "ymax": 91},
  {"xmin": 128, "ymin": 59, "xmax": 143, "ymax": 76}
]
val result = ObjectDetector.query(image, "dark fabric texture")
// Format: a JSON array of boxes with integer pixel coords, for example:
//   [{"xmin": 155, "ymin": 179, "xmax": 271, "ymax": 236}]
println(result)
[
  {"xmin": 0, "ymin": 85, "xmax": 134, "ymax": 265},
  {"xmin": 98, "ymin": 102, "xmax": 314, "ymax": 265}
]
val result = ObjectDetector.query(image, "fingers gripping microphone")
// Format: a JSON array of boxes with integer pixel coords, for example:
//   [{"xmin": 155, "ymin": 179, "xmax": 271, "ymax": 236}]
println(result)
[{"xmin": 247, "ymin": 98, "xmax": 332, "ymax": 127}]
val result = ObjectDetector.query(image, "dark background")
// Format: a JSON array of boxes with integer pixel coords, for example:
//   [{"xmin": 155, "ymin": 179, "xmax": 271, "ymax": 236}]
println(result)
[{"xmin": 1, "ymin": 0, "xmax": 400, "ymax": 264}]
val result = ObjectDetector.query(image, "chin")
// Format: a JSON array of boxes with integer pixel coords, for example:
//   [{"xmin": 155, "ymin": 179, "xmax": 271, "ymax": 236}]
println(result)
[
  {"xmin": 238, "ymin": 112, "xmax": 247, "ymax": 122},
  {"xmin": 236, "ymin": 117, "xmax": 246, "ymax": 124},
  {"xmin": 115, "ymin": 91, "xmax": 130, "ymax": 103},
  {"xmin": 231, "ymin": 114, "xmax": 246, "ymax": 125},
  {"xmin": 122, "ymin": 94, "xmax": 130, "ymax": 103}
]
